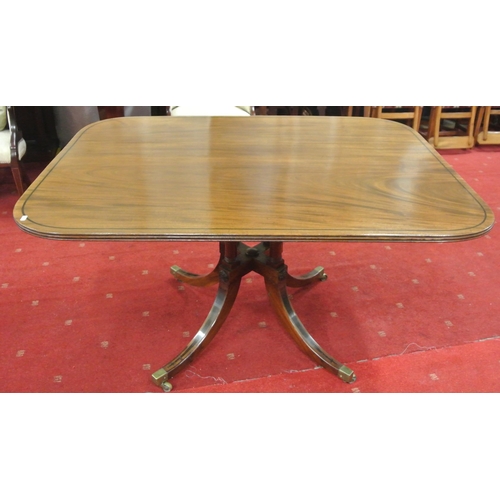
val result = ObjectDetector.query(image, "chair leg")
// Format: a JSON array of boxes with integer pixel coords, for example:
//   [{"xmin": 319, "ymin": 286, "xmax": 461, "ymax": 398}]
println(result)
[
  {"xmin": 10, "ymin": 166, "xmax": 24, "ymax": 195},
  {"xmin": 413, "ymin": 106, "xmax": 422, "ymax": 131},
  {"xmin": 9, "ymin": 160, "xmax": 30, "ymax": 196},
  {"xmin": 483, "ymin": 106, "xmax": 491, "ymax": 142},
  {"xmin": 474, "ymin": 106, "xmax": 485, "ymax": 140},
  {"xmin": 433, "ymin": 106, "xmax": 442, "ymax": 147},
  {"xmin": 467, "ymin": 106, "xmax": 477, "ymax": 147}
]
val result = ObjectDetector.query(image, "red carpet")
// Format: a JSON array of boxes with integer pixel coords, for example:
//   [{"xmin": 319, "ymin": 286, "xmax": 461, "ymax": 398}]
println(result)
[
  {"xmin": 1, "ymin": 146, "xmax": 500, "ymax": 392},
  {"xmin": 180, "ymin": 338, "xmax": 500, "ymax": 392}
]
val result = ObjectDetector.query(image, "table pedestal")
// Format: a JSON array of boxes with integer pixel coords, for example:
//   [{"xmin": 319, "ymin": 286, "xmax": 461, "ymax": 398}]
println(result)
[{"xmin": 151, "ymin": 242, "xmax": 356, "ymax": 391}]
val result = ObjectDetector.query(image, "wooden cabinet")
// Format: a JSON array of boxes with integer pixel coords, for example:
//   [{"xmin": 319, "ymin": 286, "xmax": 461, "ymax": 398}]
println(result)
[{"xmin": 15, "ymin": 106, "xmax": 59, "ymax": 164}]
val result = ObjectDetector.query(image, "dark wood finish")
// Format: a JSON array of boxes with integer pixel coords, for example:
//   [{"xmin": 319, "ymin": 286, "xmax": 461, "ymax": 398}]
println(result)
[
  {"xmin": 151, "ymin": 241, "xmax": 352, "ymax": 391},
  {"xmin": 14, "ymin": 106, "xmax": 58, "ymax": 164},
  {"xmin": 14, "ymin": 116, "xmax": 494, "ymax": 243},
  {"xmin": 98, "ymin": 107, "xmax": 168, "ymax": 119},
  {"xmin": 1, "ymin": 107, "xmax": 31, "ymax": 195},
  {"xmin": 267, "ymin": 106, "xmax": 323, "ymax": 115},
  {"xmin": 151, "ymin": 106, "xmax": 168, "ymax": 116},
  {"xmin": 98, "ymin": 106, "xmax": 124, "ymax": 119}
]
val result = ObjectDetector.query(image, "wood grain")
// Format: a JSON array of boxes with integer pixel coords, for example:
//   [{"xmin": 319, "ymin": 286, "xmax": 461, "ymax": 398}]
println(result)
[{"xmin": 14, "ymin": 116, "xmax": 494, "ymax": 242}]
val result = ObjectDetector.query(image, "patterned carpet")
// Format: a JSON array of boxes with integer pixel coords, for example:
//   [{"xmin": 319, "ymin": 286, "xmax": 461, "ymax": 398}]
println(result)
[{"xmin": 1, "ymin": 145, "xmax": 500, "ymax": 392}]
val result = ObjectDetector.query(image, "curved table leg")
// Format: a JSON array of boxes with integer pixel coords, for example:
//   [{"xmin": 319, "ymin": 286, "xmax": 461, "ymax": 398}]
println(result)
[
  {"xmin": 286, "ymin": 266, "xmax": 327, "ymax": 288},
  {"xmin": 152, "ymin": 241, "xmax": 355, "ymax": 391},
  {"xmin": 170, "ymin": 264, "xmax": 220, "ymax": 287},
  {"xmin": 152, "ymin": 244, "xmax": 248, "ymax": 391},
  {"xmin": 264, "ymin": 264, "xmax": 356, "ymax": 383},
  {"xmin": 170, "ymin": 242, "xmax": 224, "ymax": 287}
]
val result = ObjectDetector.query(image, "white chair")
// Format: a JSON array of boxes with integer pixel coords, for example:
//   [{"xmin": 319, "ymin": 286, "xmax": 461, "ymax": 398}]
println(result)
[
  {"xmin": 0, "ymin": 106, "xmax": 29, "ymax": 195},
  {"xmin": 167, "ymin": 106, "xmax": 255, "ymax": 116}
]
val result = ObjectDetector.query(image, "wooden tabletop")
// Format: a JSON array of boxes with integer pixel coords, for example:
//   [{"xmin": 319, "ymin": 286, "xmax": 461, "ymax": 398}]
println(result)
[{"xmin": 14, "ymin": 116, "xmax": 494, "ymax": 242}]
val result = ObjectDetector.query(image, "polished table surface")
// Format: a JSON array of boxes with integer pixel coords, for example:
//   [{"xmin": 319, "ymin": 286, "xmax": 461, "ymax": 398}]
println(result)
[
  {"xmin": 14, "ymin": 116, "xmax": 495, "ymax": 391},
  {"xmin": 14, "ymin": 116, "xmax": 493, "ymax": 242}
]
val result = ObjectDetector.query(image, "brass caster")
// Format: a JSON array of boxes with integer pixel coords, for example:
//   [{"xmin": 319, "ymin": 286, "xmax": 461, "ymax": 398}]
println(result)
[
  {"xmin": 161, "ymin": 381, "xmax": 173, "ymax": 393},
  {"xmin": 319, "ymin": 273, "xmax": 328, "ymax": 282},
  {"xmin": 338, "ymin": 365, "xmax": 356, "ymax": 383}
]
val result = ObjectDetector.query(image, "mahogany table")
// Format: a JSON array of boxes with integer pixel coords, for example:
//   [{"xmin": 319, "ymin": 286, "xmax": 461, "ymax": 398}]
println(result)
[{"xmin": 14, "ymin": 116, "xmax": 494, "ymax": 391}]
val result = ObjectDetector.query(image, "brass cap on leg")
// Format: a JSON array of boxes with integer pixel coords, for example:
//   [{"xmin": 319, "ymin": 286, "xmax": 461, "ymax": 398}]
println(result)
[
  {"xmin": 338, "ymin": 366, "xmax": 356, "ymax": 383},
  {"xmin": 151, "ymin": 368, "xmax": 168, "ymax": 386}
]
